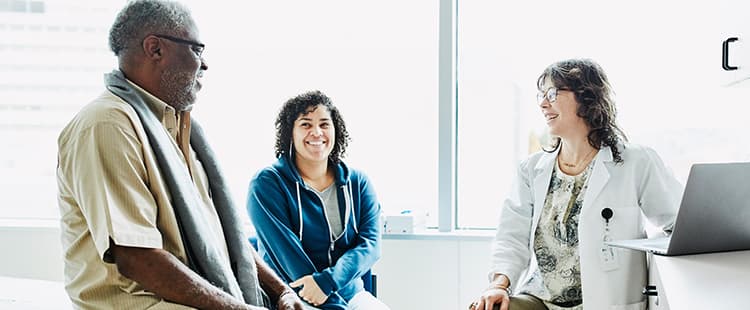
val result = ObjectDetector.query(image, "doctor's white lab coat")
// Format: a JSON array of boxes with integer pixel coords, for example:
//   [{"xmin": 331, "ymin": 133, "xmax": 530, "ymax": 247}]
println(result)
[{"xmin": 490, "ymin": 143, "xmax": 683, "ymax": 310}]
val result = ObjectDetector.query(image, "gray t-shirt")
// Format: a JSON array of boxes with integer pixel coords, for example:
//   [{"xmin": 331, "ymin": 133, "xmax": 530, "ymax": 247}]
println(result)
[{"xmin": 316, "ymin": 184, "xmax": 343, "ymax": 237}]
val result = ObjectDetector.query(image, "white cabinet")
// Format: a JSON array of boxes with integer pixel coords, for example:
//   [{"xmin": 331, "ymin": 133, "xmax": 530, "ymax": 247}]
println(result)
[
  {"xmin": 646, "ymin": 257, "xmax": 670, "ymax": 310},
  {"xmin": 648, "ymin": 250, "xmax": 750, "ymax": 309}
]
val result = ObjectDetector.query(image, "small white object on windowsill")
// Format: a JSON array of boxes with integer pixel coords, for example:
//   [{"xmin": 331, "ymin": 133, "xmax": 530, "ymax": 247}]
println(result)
[{"xmin": 382, "ymin": 210, "xmax": 426, "ymax": 234}]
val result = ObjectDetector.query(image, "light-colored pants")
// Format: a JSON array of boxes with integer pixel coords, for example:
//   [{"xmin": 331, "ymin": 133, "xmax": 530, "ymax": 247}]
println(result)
[
  {"xmin": 490, "ymin": 294, "xmax": 548, "ymax": 310},
  {"xmin": 303, "ymin": 291, "xmax": 390, "ymax": 310}
]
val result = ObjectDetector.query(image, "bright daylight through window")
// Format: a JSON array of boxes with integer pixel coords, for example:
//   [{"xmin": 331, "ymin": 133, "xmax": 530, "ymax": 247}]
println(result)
[{"xmin": 2, "ymin": 0, "xmax": 748, "ymax": 231}]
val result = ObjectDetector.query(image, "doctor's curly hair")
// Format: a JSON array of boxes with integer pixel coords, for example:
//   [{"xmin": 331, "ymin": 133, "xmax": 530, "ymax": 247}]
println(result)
[
  {"xmin": 537, "ymin": 58, "xmax": 628, "ymax": 163},
  {"xmin": 274, "ymin": 90, "xmax": 350, "ymax": 164}
]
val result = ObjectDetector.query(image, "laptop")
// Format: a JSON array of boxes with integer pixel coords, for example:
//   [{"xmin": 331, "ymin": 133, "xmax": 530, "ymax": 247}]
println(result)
[{"xmin": 606, "ymin": 162, "xmax": 750, "ymax": 256}]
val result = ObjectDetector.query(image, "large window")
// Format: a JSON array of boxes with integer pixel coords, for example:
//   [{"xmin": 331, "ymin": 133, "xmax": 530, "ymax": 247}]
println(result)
[
  {"xmin": 1, "ymin": 0, "xmax": 441, "ymax": 227},
  {"xmin": 0, "ymin": 0, "xmax": 120, "ymax": 219},
  {"xmin": 4, "ymin": 0, "xmax": 749, "ymax": 232},
  {"xmin": 456, "ymin": 1, "xmax": 750, "ymax": 228}
]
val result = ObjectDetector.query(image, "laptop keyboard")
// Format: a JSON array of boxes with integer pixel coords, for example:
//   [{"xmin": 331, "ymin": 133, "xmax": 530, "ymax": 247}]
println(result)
[{"xmin": 641, "ymin": 237, "xmax": 669, "ymax": 248}]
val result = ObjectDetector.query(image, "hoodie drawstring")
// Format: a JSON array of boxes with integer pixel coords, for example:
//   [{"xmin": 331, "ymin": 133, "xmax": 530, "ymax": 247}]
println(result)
[
  {"xmin": 347, "ymin": 182, "xmax": 358, "ymax": 234},
  {"xmin": 296, "ymin": 181, "xmax": 303, "ymax": 242},
  {"xmin": 341, "ymin": 184, "xmax": 350, "ymax": 238},
  {"xmin": 295, "ymin": 179, "xmax": 358, "ymax": 266}
]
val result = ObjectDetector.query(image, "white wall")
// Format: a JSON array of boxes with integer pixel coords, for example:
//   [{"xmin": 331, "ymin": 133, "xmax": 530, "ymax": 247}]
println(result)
[{"xmin": 0, "ymin": 224, "xmax": 493, "ymax": 310}]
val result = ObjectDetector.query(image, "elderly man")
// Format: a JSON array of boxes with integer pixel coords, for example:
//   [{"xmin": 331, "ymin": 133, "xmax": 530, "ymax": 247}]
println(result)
[{"xmin": 56, "ymin": 1, "xmax": 304, "ymax": 309}]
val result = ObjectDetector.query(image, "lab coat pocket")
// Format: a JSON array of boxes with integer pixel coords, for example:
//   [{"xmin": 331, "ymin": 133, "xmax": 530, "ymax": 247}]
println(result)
[
  {"xmin": 609, "ymin": 300, "xmax": 646, "ymax": 310},
  {"xmin": 599, "ymin": 206, "xmax": 640, "ymax": 272},
  {"xmin": 601, "ymin": 207, "xmax": 649, "ymax": 307}
]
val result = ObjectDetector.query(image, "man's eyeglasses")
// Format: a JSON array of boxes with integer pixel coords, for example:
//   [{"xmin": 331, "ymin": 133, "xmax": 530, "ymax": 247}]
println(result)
[
  {"xmin": 153, "ymin": 34, "xmax": 205, "ymax": 58},
  {"xmin": 537, "ymin": 87, "xmax": 571, "ymax": 104}
]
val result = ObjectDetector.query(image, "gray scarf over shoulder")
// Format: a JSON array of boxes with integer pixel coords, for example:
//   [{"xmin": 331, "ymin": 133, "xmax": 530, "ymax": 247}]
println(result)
[{"xmin": 105, "ymin": 70, "xmax": 265, "ymax": 306}]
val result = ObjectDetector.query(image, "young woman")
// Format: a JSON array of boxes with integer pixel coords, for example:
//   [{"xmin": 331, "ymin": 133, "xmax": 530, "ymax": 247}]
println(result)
[
  {"xmin": 471, "ymin": 59, "xmax": 683, "ymax": 310},
  {"xmin": 247, "ymin": 91, "xmax": 389, "ymax": 310}
]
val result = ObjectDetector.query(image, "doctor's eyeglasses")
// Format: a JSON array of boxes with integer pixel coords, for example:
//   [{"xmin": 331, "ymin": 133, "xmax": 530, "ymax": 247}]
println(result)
[{"xmin": 537, "ymin": 87, "xmax": 571, "ymax": 104}]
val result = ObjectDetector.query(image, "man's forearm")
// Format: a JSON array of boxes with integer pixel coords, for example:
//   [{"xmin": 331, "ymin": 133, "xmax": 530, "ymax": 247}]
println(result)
[
  {"xmin": 110, "ymin": 241, "xmax": 264, "ymax": 310},
  {"xmin": 253, "ymin": 250, "xmax": 294, "ymax": 303}
]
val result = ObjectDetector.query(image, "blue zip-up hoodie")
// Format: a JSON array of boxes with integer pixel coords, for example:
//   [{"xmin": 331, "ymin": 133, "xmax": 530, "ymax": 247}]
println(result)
[{"xmin": 247, "ymin": 155, "xmax": 382, "ymax": 309}]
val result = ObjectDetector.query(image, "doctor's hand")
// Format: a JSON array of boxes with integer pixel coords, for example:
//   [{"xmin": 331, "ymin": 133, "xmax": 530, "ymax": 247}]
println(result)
[
  {"xmin": 470, "ymin": 286, "xmax": 510, "ymax": 310},
  {"xmin": 290, "ymin": 275, "xmax": 328, "ymax": 307}
]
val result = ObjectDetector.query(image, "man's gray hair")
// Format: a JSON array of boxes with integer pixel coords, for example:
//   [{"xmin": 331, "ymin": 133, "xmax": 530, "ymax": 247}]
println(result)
[{"xmin": 109, "ymin": 0, "xmax": 193, "ymax": 56}]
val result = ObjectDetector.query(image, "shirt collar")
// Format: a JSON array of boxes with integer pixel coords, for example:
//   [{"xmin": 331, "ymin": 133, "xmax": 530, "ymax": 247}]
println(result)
[{"xmin": 123, "ymin": 78, "xmax": 176, "ymax": 122}]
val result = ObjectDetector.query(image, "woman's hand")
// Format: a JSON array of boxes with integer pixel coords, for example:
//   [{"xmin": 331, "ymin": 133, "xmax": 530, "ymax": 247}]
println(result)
[
  {"xmin": 470, "ymin": 287, "xmax": 510, "ymax": 310},
  {"xmin": 290, "ymin": 275, "xmax": 328, "ymax": 307}
]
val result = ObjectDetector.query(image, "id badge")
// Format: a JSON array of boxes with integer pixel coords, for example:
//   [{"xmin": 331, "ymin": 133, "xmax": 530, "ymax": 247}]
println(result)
[
  {"xmin": 599, "ymin": 243, "xmax": 620, "ymax": 271},
  {"xmin": 599, "ymin": 207, "xmax": 620, "ymax": 271}
]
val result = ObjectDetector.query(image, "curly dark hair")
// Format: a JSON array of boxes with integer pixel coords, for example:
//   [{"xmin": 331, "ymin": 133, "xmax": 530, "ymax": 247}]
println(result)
[
  {"xmin": 274, "ymin": 90, "xmax": 350, "ymax": 164},
  {"xmin": 537, "ymin": 58, "xmax": 628, "ymax": 163}
]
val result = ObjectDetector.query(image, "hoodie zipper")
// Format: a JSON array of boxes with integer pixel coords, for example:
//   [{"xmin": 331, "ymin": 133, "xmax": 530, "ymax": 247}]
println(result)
[
  {"xmin": 294, "ymin": 170, "xmax": 356, "ymax": 268},
  {"xmin": 306, "ymin": 185, "xmax": 336, "ymax": 266}
]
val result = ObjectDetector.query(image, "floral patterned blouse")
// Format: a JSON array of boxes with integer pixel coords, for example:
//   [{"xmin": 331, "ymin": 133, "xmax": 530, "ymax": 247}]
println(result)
[{"xmin": 518, "ymin": 160, "xmax": 594, "ymax": 310}]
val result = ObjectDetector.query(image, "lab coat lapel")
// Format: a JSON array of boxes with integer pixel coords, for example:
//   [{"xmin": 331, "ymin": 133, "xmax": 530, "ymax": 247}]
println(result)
[
  {"xmin": 582, "ymin": 147, "xmax": 613, "ymax": 207},
  {"xmin": 532, "ymin": 149, "xmax": 557, "ymax": 228}
]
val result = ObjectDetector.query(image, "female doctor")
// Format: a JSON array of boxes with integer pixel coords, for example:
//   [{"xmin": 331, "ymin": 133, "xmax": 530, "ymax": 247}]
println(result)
[{"xmin": 470, "ymin": 59, "xmax": 683, "ymax": 310}]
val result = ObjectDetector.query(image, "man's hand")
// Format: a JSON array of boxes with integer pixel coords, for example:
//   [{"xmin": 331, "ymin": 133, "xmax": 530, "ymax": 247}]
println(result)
[
  {"xmin": 109, "ymin": 240, "xmax": 260, "ymax": 310},
  {"xmin": 252, "ymin": 251, "xmax": 306, "ymax": 310},
  {"xmin": 290, "ymin": 275, "xmax": 328, "ymax": 306},
  {"xmin": 276, "ymin": 290, "xmax": 305, "ymax": 310}
]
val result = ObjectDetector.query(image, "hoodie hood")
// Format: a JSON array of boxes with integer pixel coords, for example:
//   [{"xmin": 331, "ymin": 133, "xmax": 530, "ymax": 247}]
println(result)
[
  {"xmin": 271, "ymin": 153, "xmax": 358, "ymax": 243},
  {"xmin": 273, "ymin": 153, "xmax": 351, "ymax": 187}
]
